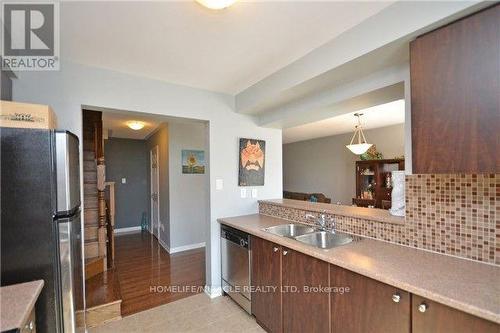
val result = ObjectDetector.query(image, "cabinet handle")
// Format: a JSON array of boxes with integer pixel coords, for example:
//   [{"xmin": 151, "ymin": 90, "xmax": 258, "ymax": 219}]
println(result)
[
  {"xmin": 273, "ymin": 247, "xmax": 279, "ymax": 253},
  {"xmin": 418, "ymin": 303, "xmax": 428, "ymax": 313},
  {"xmin": 283, "ymin": 250, "xmax": 288, "ymax": 256},
  {"xmin": 392, "ymin": 293, "xmax": 401, "ymax": 303},
  {"xmin": 25, "ymin": 320, "xmax": 34, "ymax": 331}
]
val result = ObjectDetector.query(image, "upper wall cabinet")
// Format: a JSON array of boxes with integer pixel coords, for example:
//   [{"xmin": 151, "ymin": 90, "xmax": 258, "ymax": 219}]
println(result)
[{"xmin": 410, "ymin": 5, "xmax": 499, "ymax": 174}]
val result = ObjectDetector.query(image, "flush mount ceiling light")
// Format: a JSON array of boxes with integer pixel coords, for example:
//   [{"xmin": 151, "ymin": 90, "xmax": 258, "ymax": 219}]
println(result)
[
  {"xmin": 127, "ymin": 121, "xmax": 145, "ymax": 131},
  {"xmin": 346, "ymin": 113, "xmax": 373, "ymax": 155},
  {"xmin": 196, "ymin": 0, "xmax": 237, "ymax": 10}
]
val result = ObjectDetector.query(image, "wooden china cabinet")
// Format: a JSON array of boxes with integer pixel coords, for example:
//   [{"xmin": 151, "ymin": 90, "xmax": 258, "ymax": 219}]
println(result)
[{"xmin": 353, "ymin": 159, "xmax": 404, "ymax": 209}]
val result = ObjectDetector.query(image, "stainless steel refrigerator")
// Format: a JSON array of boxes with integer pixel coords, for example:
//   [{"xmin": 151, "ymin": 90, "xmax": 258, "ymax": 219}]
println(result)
[{"xmin": 1, "ymin": 128, "xmax": 85, "ymax": 333}]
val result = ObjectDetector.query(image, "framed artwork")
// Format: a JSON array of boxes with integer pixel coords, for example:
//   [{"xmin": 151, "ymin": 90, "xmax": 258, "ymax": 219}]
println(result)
[
  {"xmin": 182, "ymin": 150, "xmax": 205, "ymax": 174},
  {"xmin": 238, "ymin": 138, "xmax": 265, "ymax": 186}
]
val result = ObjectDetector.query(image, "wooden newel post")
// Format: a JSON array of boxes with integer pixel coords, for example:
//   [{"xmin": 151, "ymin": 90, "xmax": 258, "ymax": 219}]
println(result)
[{"xmin": 97, "ymin": 154, "xmax": 107, "ymax": 262}]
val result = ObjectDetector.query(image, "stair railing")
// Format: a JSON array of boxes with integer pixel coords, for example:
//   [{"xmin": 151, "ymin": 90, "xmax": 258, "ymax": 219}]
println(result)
[
  {"xmin": 94, "ymin": 122, "xmax": 107, "ymax": 267},
  {"xmin": 104, "ymin": 181, "xmax": 115, "ymax": 268}
]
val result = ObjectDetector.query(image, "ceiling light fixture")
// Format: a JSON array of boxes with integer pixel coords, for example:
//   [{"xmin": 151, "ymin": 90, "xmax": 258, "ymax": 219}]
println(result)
[
  {"xmin": 196, "ymin": 0, "xmax": 237, "ymax": 10},
  {"xmin": 127, "ymin": 121, "xmax": 145, "ymax": 131},
  {"xmin": 346, "ymin": 113, "xmax": 372, "ymax": 155}
]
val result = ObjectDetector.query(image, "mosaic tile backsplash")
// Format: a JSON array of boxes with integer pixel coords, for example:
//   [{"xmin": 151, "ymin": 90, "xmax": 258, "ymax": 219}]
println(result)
[{"xmin": 259, "ymin": 174, "xmax": 499, "ymax": 265}]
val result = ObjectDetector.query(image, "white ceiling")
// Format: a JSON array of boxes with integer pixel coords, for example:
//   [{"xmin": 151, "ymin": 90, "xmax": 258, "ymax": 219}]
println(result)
[
  {"xmin": 102, "ymin": 111, "xmax": 165, "ymax": 140},
  {"xmin": 61, "ymin": 1, "xmax": 393, "ymax": 94},
  {"xmin": 282, "ymin": 99, "xmax": 405, "ymax": 144},
  {"xmin": 98, "ymin": 107, "xmax": 205, "ymax": 140}
]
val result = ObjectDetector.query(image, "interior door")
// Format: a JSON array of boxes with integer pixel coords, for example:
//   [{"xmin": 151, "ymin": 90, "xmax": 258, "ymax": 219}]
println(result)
[{"xmin": 150, "ymin": 146, "xmax": 160, "ymax": 238}]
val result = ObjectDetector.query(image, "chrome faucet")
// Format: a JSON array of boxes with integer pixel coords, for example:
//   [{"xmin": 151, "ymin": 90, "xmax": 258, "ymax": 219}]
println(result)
[{"xmin": 305, "ymin": 211, "xmax": 335, "ymax": 233}]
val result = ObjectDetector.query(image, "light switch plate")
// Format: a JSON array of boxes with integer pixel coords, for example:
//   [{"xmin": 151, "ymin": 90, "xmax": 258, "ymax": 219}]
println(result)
[
  {"xmin": 121, "ymin": 178, "xmax": 126, "ymax": 184},
  {"xmin": 240, "ymin": 188, "xmax": 247, "ymax": 198},
  {"xmin": 216, "ymin": 179, "xmax": 223, "ymax": 190},
  {"xmin": 251, "ymin": 188, "xmax": 258, "ymax": 198}
]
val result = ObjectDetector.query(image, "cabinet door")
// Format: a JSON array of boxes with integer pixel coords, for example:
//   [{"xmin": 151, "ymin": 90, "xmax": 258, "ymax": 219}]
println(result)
[
  {"xmin": 412, "ymin": 295, "xmax": 499, "ymax": 333},
  {"xmin": 410, "ymin": 4, "xmax": 500, "ymax": 173},
  {"xmin": 331, "ymin": 265, "xmax": 410, "ymax": 333},
  {"xmin": 251, "ymin": 236, "xmax": 282, "ymax": 333},
  {"xmin": 282, "ymin": 248, "xmax": 330, "ymax": 333}
]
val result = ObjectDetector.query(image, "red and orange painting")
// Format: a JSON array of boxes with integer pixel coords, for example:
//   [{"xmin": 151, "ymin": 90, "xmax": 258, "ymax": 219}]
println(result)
[{"xmin": 239, "ymin": 138, "xmax": 265, "ymax": 186}]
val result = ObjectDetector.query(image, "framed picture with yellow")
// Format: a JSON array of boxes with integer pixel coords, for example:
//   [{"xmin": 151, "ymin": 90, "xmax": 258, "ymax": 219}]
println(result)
[{"xmin": 182, "ymin": 150, "xmax": 205, "ymax": 174}]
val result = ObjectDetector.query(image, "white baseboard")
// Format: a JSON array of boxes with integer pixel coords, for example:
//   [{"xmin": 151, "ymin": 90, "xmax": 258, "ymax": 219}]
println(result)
[
  {"xmin": 157, "ymin": 238, "xmax": 205, "ymax": 255},
  {"xmin": 114, "ymin": 226, "xmax": 142, "ymax": 234},
  {"xmin": 204, "ymin": 285, "xmax": 222, "ymax": 299},
  {"xmin": 169, "ymin": 242, "xmax": 206, "ymax": 254}
]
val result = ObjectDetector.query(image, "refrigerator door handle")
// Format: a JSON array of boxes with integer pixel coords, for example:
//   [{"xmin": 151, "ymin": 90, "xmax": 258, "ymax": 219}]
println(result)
[
  {"xmin": 56, "ymin": 209, "xmax": 84, "ymax": 333},
  {"xmin": 58, "ymin": 218, "xmax": 76, "ymax": 333},
  {"xmin": 55, "ymin": 131, "xmax": 81, "ymax": 216}
]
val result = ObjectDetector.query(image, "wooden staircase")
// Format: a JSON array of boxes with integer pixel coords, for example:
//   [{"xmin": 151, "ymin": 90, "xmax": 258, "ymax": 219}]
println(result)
[
  {"xmin": 82, "ymin": 110, "xmax": 121, "ymax": 327},
  {"xmin": 83, "ymin": 111, "xmax": 107, "ymax": 277}
]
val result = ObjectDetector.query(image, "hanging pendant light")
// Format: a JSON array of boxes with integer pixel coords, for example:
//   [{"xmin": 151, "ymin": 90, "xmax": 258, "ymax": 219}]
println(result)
[{"xmin": 346, "ymin": 113, "xmax": 372, "ymax": 155}]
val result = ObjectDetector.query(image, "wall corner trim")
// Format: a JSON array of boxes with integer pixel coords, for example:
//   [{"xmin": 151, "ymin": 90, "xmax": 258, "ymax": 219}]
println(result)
[{"xmin": 158, "ymin": 237, "xmax": 171, "ymax": 253}]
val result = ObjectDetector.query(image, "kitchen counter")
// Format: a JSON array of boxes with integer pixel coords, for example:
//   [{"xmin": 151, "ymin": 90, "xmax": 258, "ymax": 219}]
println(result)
[
  {"xmin": 218, "ymin": 214, "xmax": 500, "ymax": 324},
  {"xmin": 0, "ymin": 280, "xmax": 44, "ymax": 332}
]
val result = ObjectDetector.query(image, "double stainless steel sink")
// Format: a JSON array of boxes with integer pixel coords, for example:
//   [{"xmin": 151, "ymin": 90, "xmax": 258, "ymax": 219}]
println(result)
[{"xmin": 262, "ymin": 224, "xmax": 354, "ymax": 249}]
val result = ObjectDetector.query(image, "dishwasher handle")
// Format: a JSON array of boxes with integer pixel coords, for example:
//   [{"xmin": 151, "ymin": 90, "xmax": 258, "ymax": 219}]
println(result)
[{"xmin": 221, "ymin": 225, "xmax": 249, "ymax": 249}]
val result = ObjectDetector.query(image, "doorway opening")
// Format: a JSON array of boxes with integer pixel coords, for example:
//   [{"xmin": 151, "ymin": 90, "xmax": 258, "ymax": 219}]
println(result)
[
  {"xmin": 282, "ymin": 83, "xmax": 406, "ymax": 211},
  {"xmin": 81, "ymin": 107, "xmax": 210, "ymax": 325}
]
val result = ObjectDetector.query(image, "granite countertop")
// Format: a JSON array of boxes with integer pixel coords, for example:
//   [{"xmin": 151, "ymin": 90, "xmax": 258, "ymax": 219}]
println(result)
[
  {"xmin": 0, "ymin": 280, "xmax": 44, "ymax": 331},
  {"xmin": 218, "ymin": 214, "xmax": 500, "ymax": 324},
  {"xmin": 260, "ymin": 199, "xmax": 405, "ymax": 225}
]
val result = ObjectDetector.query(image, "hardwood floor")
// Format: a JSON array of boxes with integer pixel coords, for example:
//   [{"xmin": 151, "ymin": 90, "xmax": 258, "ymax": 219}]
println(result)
[
  {"xmin": 84, "ymin": 269, "xmax": 122, "ymax": 327},
  {"xmin": 114, "ymin": 231, "xmax": 206, "ymax": 316},
  {"xmin": 86, "ymin": 269, "xmax": 122, "ymax": 309}
]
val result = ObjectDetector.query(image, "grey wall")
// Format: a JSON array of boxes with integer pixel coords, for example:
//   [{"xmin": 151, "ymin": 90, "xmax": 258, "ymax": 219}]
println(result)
[
  {"xmin": 169, "ymin": 121, "xmax": 209, "ymax": 249},
  {"xmin": 283, "ymin": 123, "xmax": 404, "ymax": 205},
  {"xmin": 104, "ymin": 138, "xmax": 149, "ymax": 229},
  {"xmin": 146, "ymin": 123, "xmax": 170, "ymax": 247},
  {"xmin": 12, "ymin": 61, "xmax": 283, "ymax": 293},
  {"xmin": 104, "ymin": 121, "xmax": 209, "ymax": 251}
]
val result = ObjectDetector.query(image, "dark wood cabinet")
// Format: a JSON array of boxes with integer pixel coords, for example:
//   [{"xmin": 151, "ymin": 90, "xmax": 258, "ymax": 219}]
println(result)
[
  {"xmin": 354, "ymin": 159, "xmax": 404, "ymax": 209},
  {"xmin": 410, "ymin": 4, "xmax": 500, "ymax": 173},
  {"xmin": 251, "ymin": 236, "xmax": 282, "ymax": 333},
  {"xmin": 331, "ymin": 265, "xmax": 410, "ymax": 333},
  {"xmin": 251, "ymin": 238, "xmax": 330, "ymax": 333},
  {"xmin": 282, "ymin": 248, "xmax": 329, "ymax": 333},
  {"xmin": 412, "ymin": 295, "xmax": 499, "ymax": 333},
  {"xmin": 250, "ymin": 236, "xmax": 498, "ymax": 333}
]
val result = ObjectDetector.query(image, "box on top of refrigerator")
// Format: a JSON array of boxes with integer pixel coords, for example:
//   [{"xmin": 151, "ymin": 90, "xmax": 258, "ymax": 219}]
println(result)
[{"xmin": 0, "ymin": 100, "xmax": 57, "ymax": 129}]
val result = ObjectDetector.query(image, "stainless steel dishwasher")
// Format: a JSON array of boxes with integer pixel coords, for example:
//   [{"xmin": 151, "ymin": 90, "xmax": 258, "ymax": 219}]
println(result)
[{"xmin": 221, "ymin": 224, "xmax": 251, "ymax": 314}]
